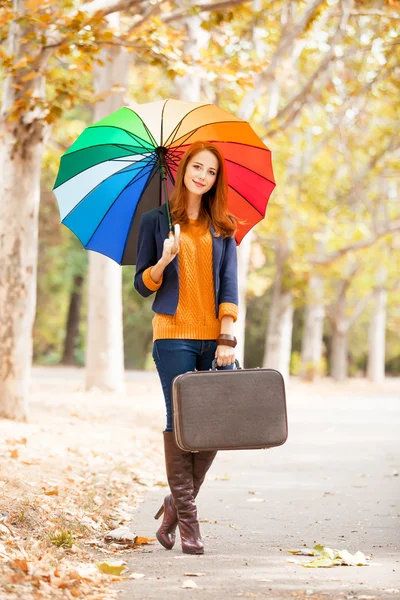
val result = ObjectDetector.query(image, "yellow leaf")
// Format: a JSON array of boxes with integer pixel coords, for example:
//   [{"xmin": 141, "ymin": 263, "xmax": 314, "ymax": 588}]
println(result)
[
  {"xmin": 25, "ymin": 0, "xmax": 43, "ymax": 9},
  {"xmin": 20, "ymin": 72, "xmax": 38, "ymax": 83},
  {"xmin": 43, "ymin": 487, "xmax": 59, "ymax": 496},
  {"xmin": 96, "ymin": 559, "xmax": 127, "ymax": 576}
]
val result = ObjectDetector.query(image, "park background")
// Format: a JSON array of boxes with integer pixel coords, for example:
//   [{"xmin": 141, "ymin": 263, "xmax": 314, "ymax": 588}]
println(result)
[
  {"xmin": 1, "ymin": 1, "xmax": 399, "ymax": 414},
  {"xmin": 0, "ymin": 1, "xmax": 399, "ymax": 597}
]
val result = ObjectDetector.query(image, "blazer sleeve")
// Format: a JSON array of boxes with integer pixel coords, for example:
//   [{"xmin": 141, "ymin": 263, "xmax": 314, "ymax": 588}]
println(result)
[
  {"xmin": 134, "ymin": 212, "xmax": 163, "ymax": 298},
  {"xmin": 218, "ymin": 235, "xmax": 239, "ymax": 320}
]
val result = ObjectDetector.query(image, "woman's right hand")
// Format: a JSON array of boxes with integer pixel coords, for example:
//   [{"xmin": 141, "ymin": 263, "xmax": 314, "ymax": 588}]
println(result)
[{"xmin": 160, "ymin": 224, "xmax": 180, "ymax": 266}]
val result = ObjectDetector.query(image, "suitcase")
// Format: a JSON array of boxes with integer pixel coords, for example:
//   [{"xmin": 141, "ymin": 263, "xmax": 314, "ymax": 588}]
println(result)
[{"xmin": 171, "ymin": 359, "xmax": 288, "ymax": 452}]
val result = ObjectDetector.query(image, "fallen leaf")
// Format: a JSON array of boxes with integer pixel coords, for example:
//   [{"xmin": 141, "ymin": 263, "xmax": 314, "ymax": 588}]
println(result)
[
  {"xmin": 288, "ymin": 544, "xmax": 370, "ymax": 568},
  {"xmin": 11, "ymin": 558, "xmax": 29, "ymax": 573},
  {"xmin": 10, "ymin": 449, "xmax": 19, "ymax": 459},
  {"xmin": 43, "ymin": 488, "xmax": 59, "ymax": 496},
  {"xmin": 182, "ymin": 579, "xmax": 198, "ymax": 589},
  {"xmin": 184, "ymin": 572, "xmax": 206, "ymax": 577},
  {"xmin": 6, "ymin": 437, "xmax": 27, "ymax": 445},
  {"xmin": 104, "ymin": 527, "xmax": 136, "ymax": 544},
  {"xmin": 96, "ymin": 559, "xmax": 127, "ymax": 576},
  {"xmin": 288, "ymin": 548, "xmax": 315, "ymax": 556},
  {"xmin": 134, "ymin": 536, "xmax": 156, "ymax": 546},
  {"xmin": 303, "ymin": 556, "xmax": 342, "ymax": 568}
]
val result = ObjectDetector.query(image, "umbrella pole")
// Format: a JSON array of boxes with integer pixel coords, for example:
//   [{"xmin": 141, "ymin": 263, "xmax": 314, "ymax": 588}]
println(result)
[{"xmin": 160, "ymin": 154, "xmax": 172, "ymax": 234}]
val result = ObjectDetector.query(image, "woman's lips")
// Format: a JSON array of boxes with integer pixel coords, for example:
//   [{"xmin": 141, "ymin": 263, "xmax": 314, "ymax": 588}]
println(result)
[{"xmin": 193, "ymin": 181, "xmax": 205, "ymax": 188}]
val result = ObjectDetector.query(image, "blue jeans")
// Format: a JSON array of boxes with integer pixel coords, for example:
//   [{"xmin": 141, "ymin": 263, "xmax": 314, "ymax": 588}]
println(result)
[{"xmin": 152, "ymin": 339, "xmax": 234, "ymax": 432}]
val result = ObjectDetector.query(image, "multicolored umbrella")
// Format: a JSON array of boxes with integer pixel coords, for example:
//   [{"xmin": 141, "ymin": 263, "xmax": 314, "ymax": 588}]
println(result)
[{"xmin": 53, "ymin": 99, "xmax": 275, "ymax": 265}]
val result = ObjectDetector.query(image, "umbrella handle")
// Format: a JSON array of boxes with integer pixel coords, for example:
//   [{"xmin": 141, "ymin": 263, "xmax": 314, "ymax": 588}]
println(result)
[{"xmin": 159, "ymin": 152, "xmax": 173, "ymax": 234}]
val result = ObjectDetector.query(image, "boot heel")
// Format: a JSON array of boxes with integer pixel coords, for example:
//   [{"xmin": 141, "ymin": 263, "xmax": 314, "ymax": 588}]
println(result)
[{"xmin": 154, "ymin": 505, "xmax": 165, "ymax": 520}]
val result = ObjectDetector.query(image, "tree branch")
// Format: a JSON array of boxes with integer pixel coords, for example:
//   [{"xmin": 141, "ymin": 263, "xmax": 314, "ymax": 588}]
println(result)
[
  {"xmin": 348, "ymin": 289, "xmax": 374, "ymax": 328},
  {"xmin": 341, "ymin": 10, "xmax": 400, "ymax": 20},
  {"xmin": 162, "ymin": 0, "xmax": 250, "ymax": 24},
  {"xmin": 310, "ymin": 220, "xmax": 400, "ymax": 266},
  {"xmin": 237, "ymin": 0, "xmax": 327, "ymax": 121},
  {"xmin": 265, "ymin": 4, "xmax": 351, "ymax": 136},
  {"xmin": 127, "ymin": 1, "xmax": 165, "ymax": 34},
  {"xmin": 80, "ymin": 0, "xmax": 144, "ymax": 17}
]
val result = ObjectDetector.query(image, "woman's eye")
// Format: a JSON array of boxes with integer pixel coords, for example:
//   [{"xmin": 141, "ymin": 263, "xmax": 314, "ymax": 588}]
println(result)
[{"xmin": 194, "ymin": 165, "xmax": 200, "ymax": 169}]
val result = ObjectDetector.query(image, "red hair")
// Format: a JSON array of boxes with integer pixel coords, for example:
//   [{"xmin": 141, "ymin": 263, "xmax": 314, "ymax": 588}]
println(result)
[{"xmin": 169, "ymin": 141, "xmax": 238, "ymax": 238}]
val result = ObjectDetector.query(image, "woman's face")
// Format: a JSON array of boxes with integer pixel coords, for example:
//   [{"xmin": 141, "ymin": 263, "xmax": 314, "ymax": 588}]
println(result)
[{"xmin": 183, "ymin": 150, "xmax": 219, "ymax": 196}]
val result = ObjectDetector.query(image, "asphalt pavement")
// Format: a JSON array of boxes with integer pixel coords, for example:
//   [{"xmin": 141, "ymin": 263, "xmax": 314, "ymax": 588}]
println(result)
[{"xmin": 117, "ymin": 377, "xmax": 400, "ymax": 600}]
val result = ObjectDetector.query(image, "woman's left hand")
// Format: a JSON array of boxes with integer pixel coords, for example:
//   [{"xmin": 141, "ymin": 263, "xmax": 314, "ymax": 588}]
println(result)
[{"xmin": 215, "ymin": 344, "xmax": 235, "ymax": 367}]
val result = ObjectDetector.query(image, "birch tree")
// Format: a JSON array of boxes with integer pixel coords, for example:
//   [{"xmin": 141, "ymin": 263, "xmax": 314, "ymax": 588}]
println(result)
[
  {"xmin": 85, "ymin": 13, "xmax": 129, "ymax": 392},
  {"xmin": 0, "ymin": 0, "xmax": 177, "ymax": 418}
]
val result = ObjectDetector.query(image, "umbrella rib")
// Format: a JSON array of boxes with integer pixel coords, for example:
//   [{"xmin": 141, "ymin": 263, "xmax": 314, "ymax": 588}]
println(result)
[
  {"xmin": 224, "ymin": 157, "xmax": 275, "ymax": 186},
  {"xmin": 164, "ymin": 160, "xmax": 176, "ymax": 186},
  {"xmin": 229, "ymin": 183, "xmax": 265, "ymax": 217},
  {"xmin": 64, "ymin": 130, "xmax": 154, "ymax": 159},
  {"xmin": 173, "ymin": 139, "xmax": 272, "ymax": 155},
  {"xmin": 124, "ymin": 107, "xmax": 158, "ymax": 148},
  {"xmin": 120, "ymin": 164, "xmax": 159, "ymax": 263},
  {"xmin": 169, "ymin": 145, "xmax": 274, "ymax": 183},
  {"xmin": 164, "ymin": 103, "xmax": 213, "ymax": 148},
  {"xmin": 165, "ymin": 153, "xmax": 180, "ymax": 170},
  {"xmin": 84, "ymin": 157, "xmax": 157, "ymax": 249},
  {"xmin": 168, "ymin": 121, "xmax": 267, "ymax": 154},
  {"xmin": 54, "ymin": 145, "xmax": 156, "ymax": 191},
  {"xmin": 161, "ymin": 98, "xmax": 169, "ymax": 147},
  {"xmin": 61, "ymin": 154, "xmax": 157, "ymax": 222}
]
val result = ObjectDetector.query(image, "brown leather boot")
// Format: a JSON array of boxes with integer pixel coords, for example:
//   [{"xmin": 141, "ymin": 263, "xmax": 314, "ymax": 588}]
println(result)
[
  {"xmin": 155, "ymin": 432, "xmax": 217, "ymax": 551},
  {"xmin": 156, "ymin": 431, "xmax": 204, "ymax": 554},
  {"xmin": 154, "ymin": 432, "xmax": 179, "ymax": 550}
]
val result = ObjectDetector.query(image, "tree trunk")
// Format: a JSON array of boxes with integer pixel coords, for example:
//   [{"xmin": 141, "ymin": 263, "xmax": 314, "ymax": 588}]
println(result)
[
  {"xmin": 300, "ymin": 274, "xmax": 325, "ymax": 380},
  {"xmin": 367, "ymin": 284, "xmax": 387, "ymax": 383},
  {"xmin": 236, "ymin": 231, "xmax": 253, "ymax": 367},
  {"xmin": 175, "ymin": 9, "xmax": 210, "ymax": 101},
  {"xmin": 0, "ymin": 0, "xmax": 49, "ymax": 419},
  {"xmin": 235, "ymin": 3, "xmax": 280, "ymax": 368},
  {"xmin": 0, "ymin": 121, "xmax": 47, "ymax": 419},
  {"xmin": 330, "ymin": 324, "xmax": 349, "ymax": 382},
  {"xmin": 61, "ymin": 274, "xmax": 84, "ymax": 365},
  {"xmin": 85, "ymin": 14, "xmax": 129, "ymax": 392},
  {"xmin": 262, "ymin": 245, "xmax": 294, "ymax": 381}
]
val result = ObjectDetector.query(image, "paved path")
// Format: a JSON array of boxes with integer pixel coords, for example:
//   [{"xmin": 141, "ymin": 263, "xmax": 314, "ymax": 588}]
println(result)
[{"xmin": 116, "ymin": 377, "xmax": 400, "ymax": 600}]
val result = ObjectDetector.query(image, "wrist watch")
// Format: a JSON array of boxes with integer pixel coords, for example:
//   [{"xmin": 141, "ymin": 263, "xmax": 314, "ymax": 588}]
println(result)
[{"xmin": 216, "ymin": 334, "xmax": 237, "ymax": 348}]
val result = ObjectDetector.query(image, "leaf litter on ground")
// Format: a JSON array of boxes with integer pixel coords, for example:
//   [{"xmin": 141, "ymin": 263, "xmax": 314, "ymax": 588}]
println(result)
[
  {"xmin": 287, "ymin": 543, "xmax": 369, "ymax": 567},
  {"xmin": 0, "ymin": 368, "xmax": 166, "ymax": 599}
]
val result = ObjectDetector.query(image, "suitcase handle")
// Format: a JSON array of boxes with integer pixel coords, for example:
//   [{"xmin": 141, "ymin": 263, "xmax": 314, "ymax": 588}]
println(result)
[{"xmin": 211, "ymin": 358, "xmax": 242, "ymax": 370}]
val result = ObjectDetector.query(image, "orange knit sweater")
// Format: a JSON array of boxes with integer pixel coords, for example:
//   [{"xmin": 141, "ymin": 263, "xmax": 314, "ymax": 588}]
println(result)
[{"xmin": 141, "ymin": 218, "xmax": 238, "ymax": 341}]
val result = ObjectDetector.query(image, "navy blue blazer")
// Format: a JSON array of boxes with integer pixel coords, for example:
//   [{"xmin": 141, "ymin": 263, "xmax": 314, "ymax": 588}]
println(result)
[{"xmin": 134, "ymin": 203, "xmax": 238, "ymax": 317}]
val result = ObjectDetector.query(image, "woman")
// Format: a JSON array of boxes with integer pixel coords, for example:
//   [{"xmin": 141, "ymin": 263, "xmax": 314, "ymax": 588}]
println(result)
[{"xmin": 134, "ymin": 141, "xmax": 239, "ymax": 555}]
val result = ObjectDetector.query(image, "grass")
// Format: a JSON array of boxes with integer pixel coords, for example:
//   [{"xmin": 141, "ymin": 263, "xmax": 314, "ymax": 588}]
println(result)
[{"xmin": 48, "ymin": 528, "xmax": 74, "ymax": 548}]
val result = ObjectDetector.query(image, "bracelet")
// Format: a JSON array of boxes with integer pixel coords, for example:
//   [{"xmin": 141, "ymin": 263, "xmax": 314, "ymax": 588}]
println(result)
[{"xmin": 216, "ymin": 334, "xmax": 237, "ymax": 348}]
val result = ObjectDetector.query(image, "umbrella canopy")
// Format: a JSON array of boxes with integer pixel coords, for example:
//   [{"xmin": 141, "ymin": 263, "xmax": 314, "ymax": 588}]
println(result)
[{"xmin": 53, "ymin": 99, "xmax": 275, "ymax": 265}]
